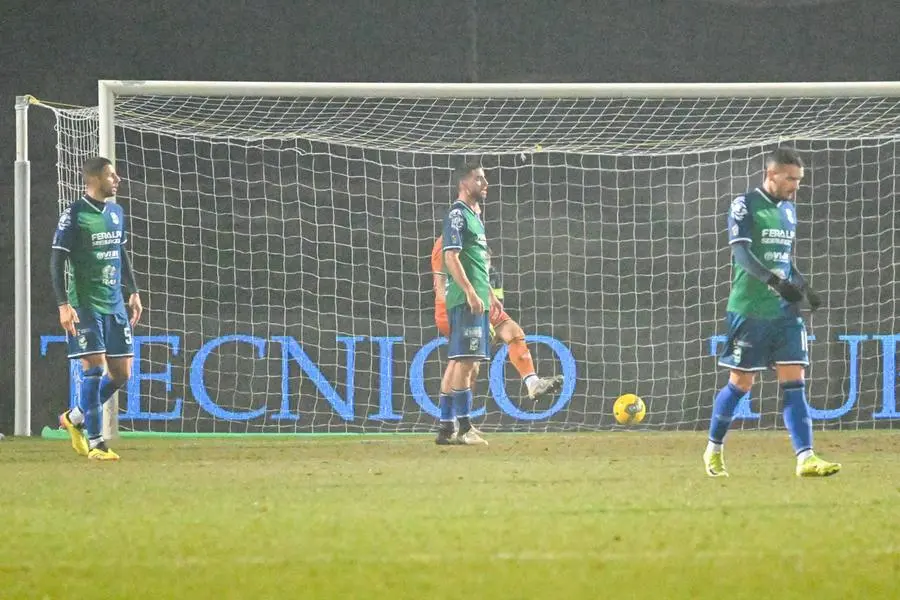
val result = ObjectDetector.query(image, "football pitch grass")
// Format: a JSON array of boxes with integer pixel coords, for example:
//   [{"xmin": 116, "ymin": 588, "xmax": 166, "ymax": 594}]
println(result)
[{"xmin": 1, "ymin": 431, "xmax": 898, "ymax": 599}]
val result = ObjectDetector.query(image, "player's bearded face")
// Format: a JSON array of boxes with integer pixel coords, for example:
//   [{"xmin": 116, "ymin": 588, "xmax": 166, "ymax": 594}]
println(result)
[
  {"xmin": 466, "ymin": 169, "xmax": 488, "ymax": 201},
  {"xmin": 97, "ymin": 165, "xmax": 121, "ymax": 198},
  {"xmin": 768, "ymin": 164, "xmax": 803, "ymax": 200}
]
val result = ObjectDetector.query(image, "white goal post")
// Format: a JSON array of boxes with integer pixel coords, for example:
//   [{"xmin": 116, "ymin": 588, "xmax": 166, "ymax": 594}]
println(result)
[{"xmin": 14, "ymin": 80, "xmax": 900, "ymax": 437}]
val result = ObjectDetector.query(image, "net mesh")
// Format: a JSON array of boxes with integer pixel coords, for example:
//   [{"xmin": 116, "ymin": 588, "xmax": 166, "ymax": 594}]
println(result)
[{"xmin": 39, "ymin": 90, "xmax": 900, "ymax": 433}]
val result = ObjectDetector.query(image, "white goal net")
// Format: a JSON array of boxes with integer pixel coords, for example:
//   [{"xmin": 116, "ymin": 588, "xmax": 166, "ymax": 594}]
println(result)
[{"xmin": 38, "ymin": 83, "xmax": 900, "ymax": 434}]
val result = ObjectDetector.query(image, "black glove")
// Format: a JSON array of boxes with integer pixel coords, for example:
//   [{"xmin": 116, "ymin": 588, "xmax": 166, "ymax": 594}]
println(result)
[
  {"xmin": 767, "ymin": 274, "xmax": 804, "ymax": 303},
  {"xmin": 805, "ymin": 287, "xmax": 823, "ymax": 312}
]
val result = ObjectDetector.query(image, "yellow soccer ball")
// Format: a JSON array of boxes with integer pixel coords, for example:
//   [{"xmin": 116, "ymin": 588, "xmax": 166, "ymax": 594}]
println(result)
[{"xmin": 613, "ymin": 394, "xmax": 646, "ymax": 425}]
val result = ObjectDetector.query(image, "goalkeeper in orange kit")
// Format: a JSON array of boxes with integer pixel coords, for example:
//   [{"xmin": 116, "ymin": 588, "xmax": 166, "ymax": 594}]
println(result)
[{"xmin": 431, "ymin": 235, "xmax": 564, "ymax": 405}]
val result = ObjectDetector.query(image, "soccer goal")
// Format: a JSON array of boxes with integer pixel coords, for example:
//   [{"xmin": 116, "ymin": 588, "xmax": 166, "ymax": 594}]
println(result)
[{"xmin": 14, "ymin": 81, "xmax": 900, "ymax": 437}]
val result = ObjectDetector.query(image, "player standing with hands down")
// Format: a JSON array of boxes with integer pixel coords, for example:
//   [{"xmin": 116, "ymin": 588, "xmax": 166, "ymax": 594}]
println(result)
[
  {"xmin": 52, "ymin": 157, "xmax": 143, "ymax": 461},
  {"xmin": 434, "ymin": 161, "xmax": 499, "ymax": 446},
  {"xmin": 704, "ymin": 147, "xmax": 840, "ymax": 478}
]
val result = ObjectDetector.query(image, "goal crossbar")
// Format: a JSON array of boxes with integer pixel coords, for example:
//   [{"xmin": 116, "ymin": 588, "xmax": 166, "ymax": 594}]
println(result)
[{"xmin": 99, "ymin": 80, "xmax": 900, "ymax": 99}]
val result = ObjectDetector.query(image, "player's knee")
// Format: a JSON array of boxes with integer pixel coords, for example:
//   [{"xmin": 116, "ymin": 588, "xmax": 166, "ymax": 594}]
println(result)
[
  {"xmin": 455, "ymin": 360, "xmax": 477, "ymax": 379},
  {"xmin": 108, "ymin": 372, "xmax": 129, "ymax": 388},
  {"xmin": 469, "ymin": 362, "xmax": 481, "ymax": 382},
  {"xmin": 498, "ymin": 320, "xmax": 524, "ymax": 344},
  {"xmin": 80, "ymin": 355, "xmax": 106, "ymax": 372},
  {"xmin": 728, "ymin": 370, "xmax": 754, "ymax": 392},
  {"xmin": 106, "ymin": 359, "xmax": 133, "ymax": 386},
  {"xmin": 776, "ymin": 365, "xmax": 805, "ymax": 384},
  {"xmin": 82, "ymin": 366, "xmax": 104, "ymax": 379}
]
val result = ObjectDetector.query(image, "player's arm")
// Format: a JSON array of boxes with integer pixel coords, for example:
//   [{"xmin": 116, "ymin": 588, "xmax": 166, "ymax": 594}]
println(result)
[
  {"xmin": 50, "ymin": 249, "xmax": 77, "ymax": 336},
  {"xmin": 488, "ymin": 286, "xmax": 502, "ymax": 315},
  {"xmin": 119, "ymin": 220, "xmax": 143, "ymax": 326},
  {"xmin": 731, "ymin": 242, "xmax": 779, "ymax": 283},
  {"xmin": 444, "ymin": 250, "xmax": 483, "ymax": 314},
  {"xmin": 443, "ymin": 209, "xmax": 483, "ymax": 314},
  {"xmin": 50, "ymin": 207, "xmax": 78, "ymax": 335},
  {"xmin": 730, "ymin": 243, "xmax": 800, "ymax": 302},
  {"xmin": 728, "ymin": 195, "xmax": 803, "ymax": 303}
]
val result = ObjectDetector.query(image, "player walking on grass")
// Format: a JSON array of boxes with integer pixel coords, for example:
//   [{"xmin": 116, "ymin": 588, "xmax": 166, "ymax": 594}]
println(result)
[
  {"xmin": 52, "ymin": 157, "xmax": 143, "ymax": 461},
  {"xmin": 705, "ymin": 147, "xmax": 840, "ymax": 478}
]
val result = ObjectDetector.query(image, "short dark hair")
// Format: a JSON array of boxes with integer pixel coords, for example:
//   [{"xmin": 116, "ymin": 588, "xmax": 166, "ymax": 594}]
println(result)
[
  {"xmin": 83, "ymin": 156, "xmax": 112, "ymax": 178},
  {"xmin": 766, "ymin": 147, "xmax": 804, "ymax": 169},
  {"xmin": 454, "ymin": 160, "xmax": 482, "ymax": 186}
]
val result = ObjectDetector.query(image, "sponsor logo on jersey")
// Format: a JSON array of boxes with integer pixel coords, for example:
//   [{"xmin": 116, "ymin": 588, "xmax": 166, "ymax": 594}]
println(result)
[
  {"xmin": 760, "ymin": 228, "xmax": 795, "ymax": 239},
  {"xmin": 761, "ymin": 228, "xmax": 795, "ymax": 247},
  {"xmin": 111, "ymin": 212, "xmax": 120, "ymax": 225},
  {"xmin": 91, "ymin": 230, "xmax": 123, "ymax": 247},
  {"xmin": 784, "ymin": 207, "xmax": 795, "ymax": 224},
  {"xmin": 763, "ymin": 251, "xmax": 791, "ymax": 262},
  {"xmin": 91, "ymin": 231, "xmax": 122, "ymax": 241},
  {"xmin": 95, "ymin": 250, "xmax": 119, "ymax": 260}
]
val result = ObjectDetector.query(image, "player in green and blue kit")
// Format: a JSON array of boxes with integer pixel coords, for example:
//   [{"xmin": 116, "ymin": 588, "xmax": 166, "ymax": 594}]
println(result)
[
  {"xmin": 51, "ymin": 157, "xmax": 143, "ymax": 461},
  {"xmin": 704, "ymin": 147, "xmax": 840, "ymax": 478},
  {"xmin": 435, "ymin": 161, "xmax": 500, "ymax": 446}
]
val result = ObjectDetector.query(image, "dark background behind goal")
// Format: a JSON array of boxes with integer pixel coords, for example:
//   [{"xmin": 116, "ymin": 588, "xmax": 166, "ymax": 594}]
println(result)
[{"xmin": 1, "ymin": 0, "xmax": 899, "ymax": 433}]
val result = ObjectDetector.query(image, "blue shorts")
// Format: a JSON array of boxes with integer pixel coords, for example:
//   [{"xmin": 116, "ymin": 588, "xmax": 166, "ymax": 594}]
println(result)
[
  {"xmin": 66, "ymin": 307, "xmax": 134, "ymax": 359},
  {"xmin": 717, "ymin": 311, "xmax": 809, "ymax": 372},
  {"xmin": 447, "ymin": 304, "xmax": 490, "ymax": 361}
]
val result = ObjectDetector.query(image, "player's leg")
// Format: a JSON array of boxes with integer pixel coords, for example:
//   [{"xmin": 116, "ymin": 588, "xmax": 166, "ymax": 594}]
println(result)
[
  {"xmin": 60, "ymin": 307, "xmax": 109, "ymax": 457},
  {"xmin": 774, "ymin": 319, "xmax": 840, "ymax": 477},
  {"xmin": 434, "ymin": 300, "xmax": 458, "ymax": 444},
  {"xmin": 493, "ymin": 317, "xmax": 563, "ymax": 400},
  {"xmin": 705, "ymin": 313, "xmax": 766, "ymax": 476},
  {"xmin": 463, "ymin": 361, "xmax": 485, "ymax": 436},
  {"xmin": 435, "ymin": 360, "xmax": 457, "ymax": 445},
  {"xmin": 450, "ymin": 358, "xmax": 477, "ymax": 433},
  {"xmin": 446, "ymin": 305, "xmax": 489, "ymax": 445},
  {"xmin": 101, "ymin": 312, "xmax": 135, "ymax": 405},
  {"xmin": 703, "ymin": 368, "xmax": 754, "ymax": 477},
  {"xmin": 76, "ymin": 313, "xmax": 134, "ymax": 459},
  {"xmin": 79, "ymin": 353, "xmax": 114, "ymax": 459},
  {"xmin": 451, "ymin": 358, "xmax": 487, "ymax": 445}
]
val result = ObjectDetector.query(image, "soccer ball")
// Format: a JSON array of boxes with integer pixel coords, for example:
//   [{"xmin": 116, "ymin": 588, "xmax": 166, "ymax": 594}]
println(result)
[{"xmin": 613, "ymin": 394, "xmax": 646, "ymax": 425}]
